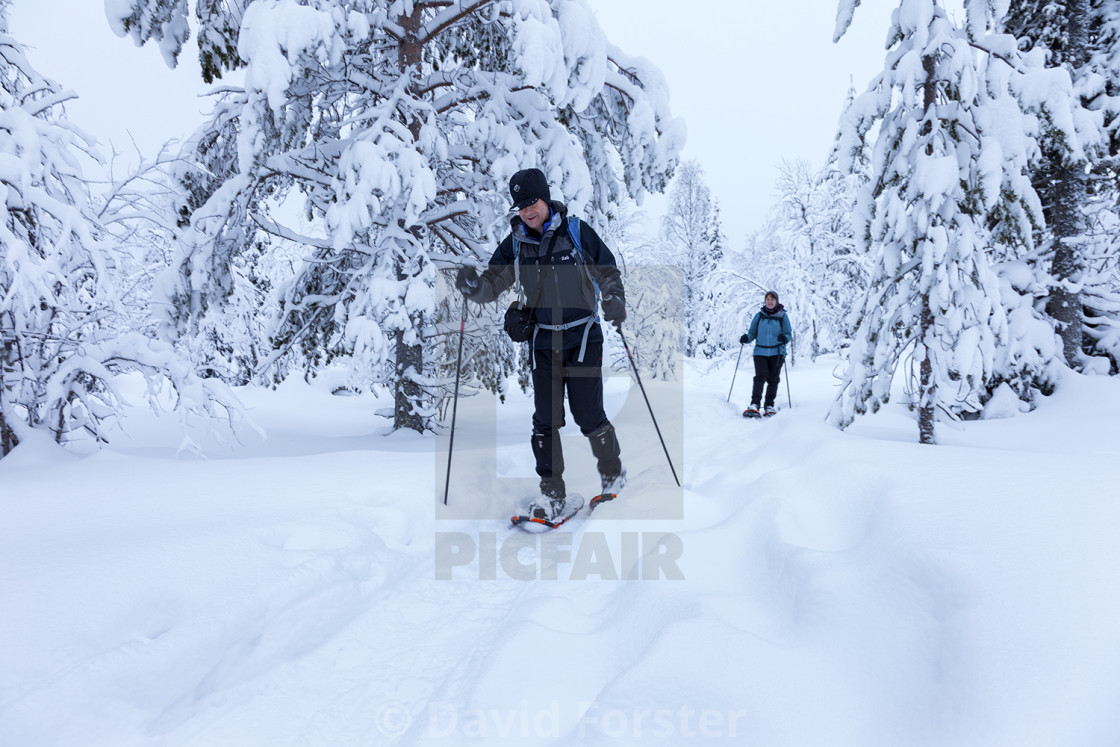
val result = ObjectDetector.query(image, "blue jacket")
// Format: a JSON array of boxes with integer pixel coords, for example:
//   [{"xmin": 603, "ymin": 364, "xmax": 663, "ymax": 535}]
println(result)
[{"xmin": 746, "ymin": 307, "xmax": 792, "ymax": 357}]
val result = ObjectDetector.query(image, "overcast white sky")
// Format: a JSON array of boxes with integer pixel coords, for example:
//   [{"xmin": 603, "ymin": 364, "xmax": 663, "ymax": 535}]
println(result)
[
  {"xmin": 592, "ymin": 0, "xmax": 898, "ymax": 242},
  {"xmin": 9, "ymin": 0, "xmax": 897, "ymax": 244}
]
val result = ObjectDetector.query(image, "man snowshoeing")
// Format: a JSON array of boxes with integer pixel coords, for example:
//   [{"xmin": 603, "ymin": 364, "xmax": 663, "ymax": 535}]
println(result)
[{"xmin": 455, "ymin": 168, "xmax": 627, "ymax": 521}]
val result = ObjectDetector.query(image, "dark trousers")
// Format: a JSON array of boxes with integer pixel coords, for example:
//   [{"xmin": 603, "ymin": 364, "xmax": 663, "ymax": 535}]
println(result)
[
  {"xmin": 530, "ymin": 343, "xmax": 619, "ymax": 482},
  {"xmin": 751, "ymin": 355, "xmax": 784, "ymax": 407}
]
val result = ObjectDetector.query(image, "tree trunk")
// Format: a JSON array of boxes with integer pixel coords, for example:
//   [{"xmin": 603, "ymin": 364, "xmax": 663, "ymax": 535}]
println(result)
[
  {"xmin": 918, "ymin": 53, "xmax": 938, "ymax": 445},
  {"xmin": 1047, "ymin": 163, "xmax": 1086, "ymax": 366},
  {"xmin": 0, "ymin": 423, "xmax": 13, "ymax": 456},
  {"xmin": 0, "ymin": 396, "xmax": 13, "ymax": 456},
  {"xmin": 394, "ymin": 322, "xmax": 424, "ymax": 432},
  {"xmin": 0, "ymin": 343, "xmax": 15, "ymax": 456},
  {"xmin": 392, "ymin": 5, "xmax": 427, "ymax": 433},
  {"xmin": 918, "ymin": 294, "xmax": 937, "ymax": 445},
  {"xmin": 1047, "ymin": 0, "xmax": 1090, "ymax": 368}
]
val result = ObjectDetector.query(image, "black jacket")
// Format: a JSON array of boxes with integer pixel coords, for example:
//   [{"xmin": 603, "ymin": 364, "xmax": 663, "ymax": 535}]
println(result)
[{"xmin": 471, "ymin": 202, "xmax": 624, "ymax": 350}]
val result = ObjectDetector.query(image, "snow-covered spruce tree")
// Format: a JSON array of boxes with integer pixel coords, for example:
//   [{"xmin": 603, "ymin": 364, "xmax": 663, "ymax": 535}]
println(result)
[
  {"xmin": 768, "ymin": 158, "xmax": 869, "ymax": 362},
  {"xmin": 0, "ymin": 9, "xmax": 238, "ymax": 457},
  {"xmin": 660, "ymin": 159, "xmax": 718, "ymax": 358},
  {"xmin": 694, "ymin": 201, "xmax": 727, "ymax": 358},
  {"xmin": 1003, "ymin": 0, "xmax": 1120, "ymax": 371},
  {"xmin": 110, "ymin": 0, "xmax": 683, "ymax": 432},
  {"xmin": 829, "ymin": 0, "xmax": 1065, "ymax": 444},
  {"xmin": 1061, "ymin": 1, "xmax": 1120, "ymax": 372},
  {"xmin": 820, "ymin": 90, "xmax": 874, "ymax": 348},
  {"xmin": 1080, "ymin": 208, "xmax": 1120, "ymax": 371}
]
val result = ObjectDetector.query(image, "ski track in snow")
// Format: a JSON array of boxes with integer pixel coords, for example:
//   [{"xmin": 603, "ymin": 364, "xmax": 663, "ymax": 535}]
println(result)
[{"xmin": 2, "ymin": 357, "xmax": 1120, "ymax": 745}]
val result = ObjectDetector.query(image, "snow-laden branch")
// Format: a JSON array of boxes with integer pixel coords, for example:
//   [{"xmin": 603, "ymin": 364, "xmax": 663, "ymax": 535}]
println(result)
[
  {"xmin": 833, "ymin": 0, "xmax": 862, "ymax": 43},
  {"xmin": 21, "ymin": 88, "xmax": 79, "ymax": 117},
  {"xmin": 722, "ymin": 269, "xmax": 769, "ymax": 294},
  {"xmin": 248, "ymin": 211, "xmax": 335, "ymax": 252},
  {"xmin": 418, "ymin": 0, "xmax": 502, "ymax": 45}
]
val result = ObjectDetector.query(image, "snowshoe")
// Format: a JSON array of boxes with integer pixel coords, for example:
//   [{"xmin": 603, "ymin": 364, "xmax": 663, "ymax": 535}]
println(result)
[
  {"xmin": 763, "ymin": 405, "xmax": 777, "ymax": 417},
  {"xmin": 589, "ymin": 492, "xmax": 617, "ymax": 511},
  {"xmin": 511, "ymin": 495, "xmax": 585, "ymax": 530},
  {"xmin": 743, "ymin": 404, "xmax": 761, "ymax": 418}
]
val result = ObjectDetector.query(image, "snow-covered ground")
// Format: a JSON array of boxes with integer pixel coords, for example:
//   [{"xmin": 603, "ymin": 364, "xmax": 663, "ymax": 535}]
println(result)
[{"xmin": 2, "ymin": 355, "xmax": 1119, "ymax": 746}]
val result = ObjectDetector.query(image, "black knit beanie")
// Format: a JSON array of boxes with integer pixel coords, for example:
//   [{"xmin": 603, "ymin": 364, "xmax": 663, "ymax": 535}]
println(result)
[{"xmin": 509, "ymin": 168, "xmax": 551, "ymax": 210}]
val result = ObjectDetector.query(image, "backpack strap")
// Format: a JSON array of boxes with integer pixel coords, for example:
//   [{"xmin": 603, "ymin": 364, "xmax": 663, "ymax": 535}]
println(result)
[
  {"xmin": 512, "ymin": 235, "xmax": 525, "ymax": 304},
  {"xmin": 567, "ymin": 216, "xmax": 583, "ymax": 258}
]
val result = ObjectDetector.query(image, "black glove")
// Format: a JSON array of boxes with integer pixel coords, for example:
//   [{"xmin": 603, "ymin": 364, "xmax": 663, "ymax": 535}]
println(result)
[
  {"xmin": 601, "ymin": 294, "xmax": 626, "ymax": 325},
  {"xmin": 739, "ymin": 334, "xmax": 750, "ymax": 345},
  {"xmin": 455, "ymin": 266, "xmax": 480, "ymax": 297},
  {"xmin": 778, "ymin": 334, "xmax": 789, "ymax": 344}
]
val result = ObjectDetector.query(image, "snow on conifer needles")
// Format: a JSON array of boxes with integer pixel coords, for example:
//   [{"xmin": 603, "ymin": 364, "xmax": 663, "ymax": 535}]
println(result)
[{"xmin": 828, "ymin": 0, "xmax": 1099, "ymax": 443}]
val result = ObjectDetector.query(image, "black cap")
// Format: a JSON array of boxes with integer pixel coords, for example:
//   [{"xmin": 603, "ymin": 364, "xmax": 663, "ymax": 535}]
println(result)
[{"xmin": 509, "ymin": 168, "xmax": 550, "ymax": 210}]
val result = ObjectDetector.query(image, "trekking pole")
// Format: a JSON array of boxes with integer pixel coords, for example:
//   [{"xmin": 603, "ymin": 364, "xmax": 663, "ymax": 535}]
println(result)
[
  {"xmin": 783, "ymin": 358, "xmax": 792, "ymax": 408},
  {"xmin": 615, "ymin": 323, "xmax": 680, "ymax": 488},
  {"xmin": 727, "ymin": 343, "xmax": 745, "ymax": 402},
  {"xmin": 443, "ymin": 295, "xmax": 468, "ymax": 505}
]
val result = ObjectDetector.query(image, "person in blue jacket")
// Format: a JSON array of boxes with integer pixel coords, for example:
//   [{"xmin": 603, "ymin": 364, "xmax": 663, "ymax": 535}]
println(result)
[{"xmin": 739, "ymin": 291, "xmax": 792, "ymax": 417}]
